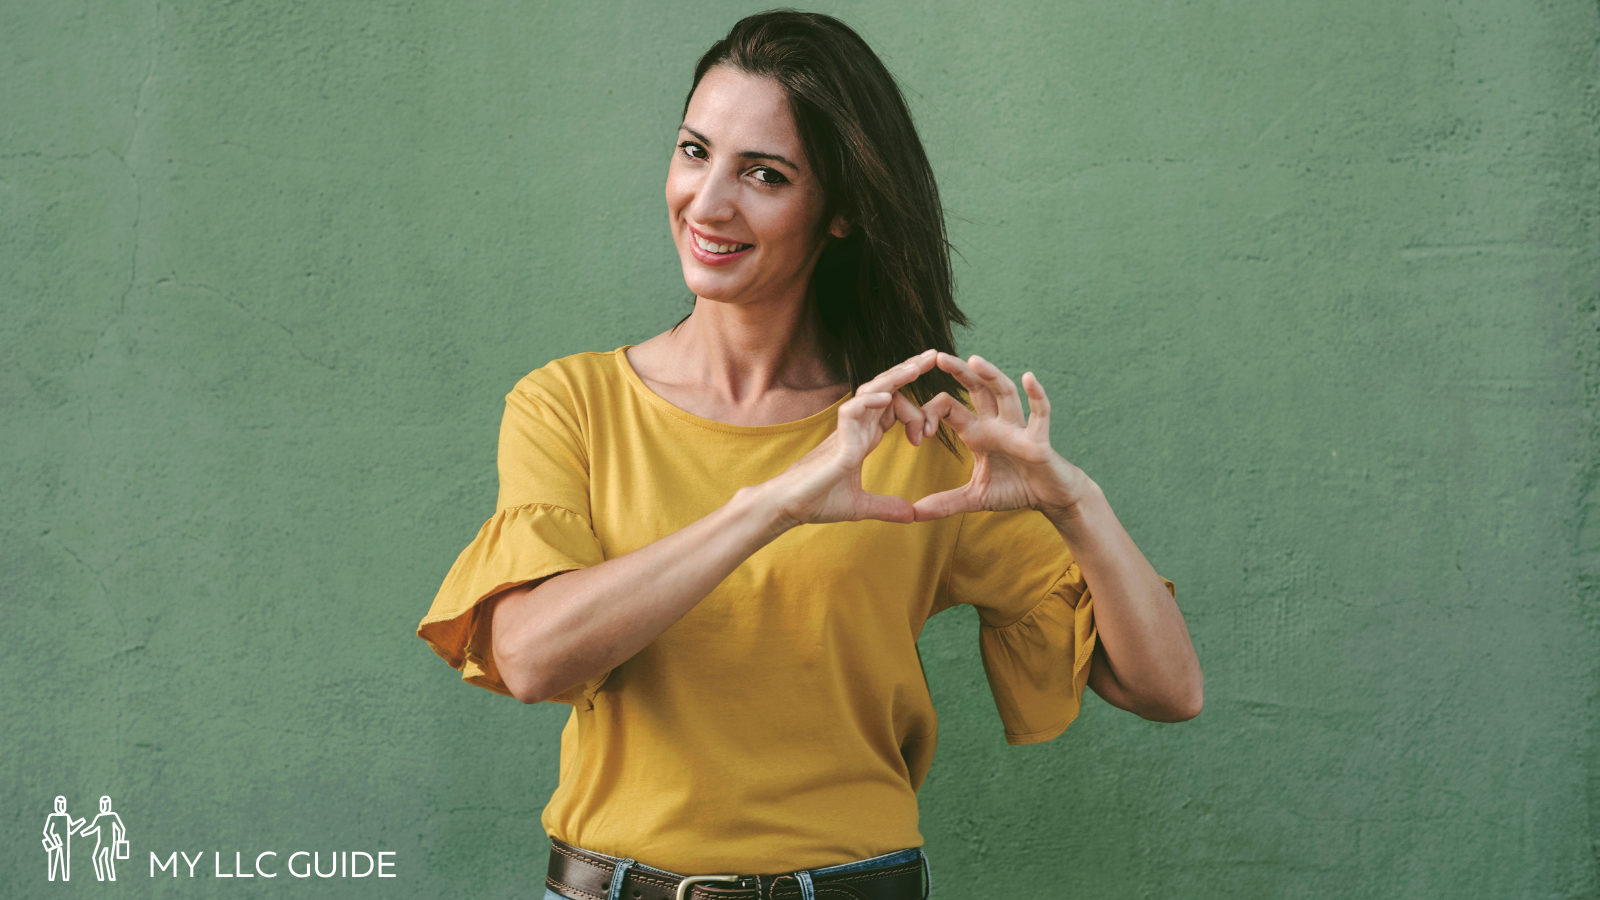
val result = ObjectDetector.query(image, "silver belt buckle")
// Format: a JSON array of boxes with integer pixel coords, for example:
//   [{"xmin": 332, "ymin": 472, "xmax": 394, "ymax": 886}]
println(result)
[{"xmin": 674, "ymin": 873, "xmax": 741, "ymax": 900}]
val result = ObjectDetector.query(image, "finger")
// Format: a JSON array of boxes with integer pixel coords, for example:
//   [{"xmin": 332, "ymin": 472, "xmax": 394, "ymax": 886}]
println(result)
[
  {"xmin": 844, "ymin": 391, "xmax": 893, "ymax": 411},
  {"xmin": 838, "ymin": 391, "xmax": 895, "ymax": 436},
  {"xmin": 1021, "ymin": 371, "xmax": 1051, "ymax": 439},
  {"xmin": 911, "ymin": 486, "xmax": 977, "ymax": 521},
  {"xmin": 858, "ymin": 348, "xmax": 939, "ymax": 396},
  {"xmin": 921, "ymin": 391, "xmax": 976, "ymax": 435},
  {"xmin": 855, "ymin": 491, "xmax": 916, "ymax": 524},
  {"xmin": 933, "ymin": 352, "xmax": 997, "ymax": 418},
  {"xmin": 892, "ymin": 391, "xmax": 927, "ymax": 446},
  {"xmin": 969, "ymin": 355, "xmax": 1025, "ymax": 426},
  {"xmin": 831, "ymin": 392, "xmax": 896, "ymax": 461}
]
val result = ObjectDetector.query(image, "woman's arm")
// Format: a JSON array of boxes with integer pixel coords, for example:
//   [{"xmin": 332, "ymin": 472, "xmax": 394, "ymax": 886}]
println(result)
[
  {"xmin": 914, "ymin": 352, "xmax": 1202, "ymax": 722},
  {"xmin": 489, "ymin": 485, "xmax": 784, "ymax": 704},
  {"xmin": 1044, "ymin": 480, "xmax": 1202, "ymax": 721},
  {"xmin": 490, "ymin": 350, "xmax": 942, "ymax": 704}
]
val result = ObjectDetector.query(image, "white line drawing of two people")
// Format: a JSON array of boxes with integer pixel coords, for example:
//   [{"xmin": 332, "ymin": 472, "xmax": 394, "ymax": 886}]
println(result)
[{"xmin": 44, "ymin": 795, "xmax": 126, "ymax": 882}]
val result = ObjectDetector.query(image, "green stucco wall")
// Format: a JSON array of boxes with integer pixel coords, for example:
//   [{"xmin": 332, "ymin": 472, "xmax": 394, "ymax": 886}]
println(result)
[{"xmin": 4, "ymin": 1, "xmax": 1596, "ymax": 897}]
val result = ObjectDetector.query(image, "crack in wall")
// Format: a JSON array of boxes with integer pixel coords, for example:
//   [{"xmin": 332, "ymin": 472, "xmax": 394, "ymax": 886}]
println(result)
[
  {"xmin": 153, "ymin": 277, "xmax": 342, "ymax": 373},
  {"xmin": 118, "ymin": 2, "xmax": 158, "ymax": 319}
]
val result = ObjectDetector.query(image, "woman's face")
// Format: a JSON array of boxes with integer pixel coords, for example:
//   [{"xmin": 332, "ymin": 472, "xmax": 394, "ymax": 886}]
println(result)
[{"xmin": 666, "ymin": 65, "xmax": 847, "ymax": 311}]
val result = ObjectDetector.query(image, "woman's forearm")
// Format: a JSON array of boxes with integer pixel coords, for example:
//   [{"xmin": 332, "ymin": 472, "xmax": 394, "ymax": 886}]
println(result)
[
  {"xmin": 489, "ymin": 483, "xmax": 791, "ymax": 704},
  {"xmin": 1045, "ymin": 478, "xmax": 1203, "ymax": 720},
  {"xmin": 489, "ymin": 353, "xmax": 940, "ymax": 704}
]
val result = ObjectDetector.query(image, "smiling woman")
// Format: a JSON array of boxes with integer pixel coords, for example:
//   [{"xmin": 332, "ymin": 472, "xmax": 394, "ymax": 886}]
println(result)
[
  {"xmin": 666, "ymin": 67, "xmax": 846, "ymax": 316},
  {"xmin": 416, "ymin": 10, "xmax": 1199, "ymax": 900}
]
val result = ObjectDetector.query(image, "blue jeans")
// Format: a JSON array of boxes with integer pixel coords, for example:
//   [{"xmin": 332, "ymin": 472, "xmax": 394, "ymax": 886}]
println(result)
[{"xmin": 542, "ymin": 844, "xmax": 931, "ymax": 900}]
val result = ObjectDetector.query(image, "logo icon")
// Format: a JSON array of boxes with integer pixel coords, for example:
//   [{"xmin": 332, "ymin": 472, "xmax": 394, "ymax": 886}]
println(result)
[{"xmin": 43, "ymin": 795, "xmax": 127, "ymax": 882}]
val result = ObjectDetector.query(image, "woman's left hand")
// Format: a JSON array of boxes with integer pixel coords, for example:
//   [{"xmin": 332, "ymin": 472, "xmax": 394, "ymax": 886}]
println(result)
[{"xmin": 912, "ymin": 352, "xmax": 1095, "ymax": 522}]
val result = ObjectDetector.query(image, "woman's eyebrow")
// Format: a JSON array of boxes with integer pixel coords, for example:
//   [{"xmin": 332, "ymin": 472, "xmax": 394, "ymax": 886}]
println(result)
[{"xmin": 679, "ymin": 124, "xmax": 801, "ymax": 173}]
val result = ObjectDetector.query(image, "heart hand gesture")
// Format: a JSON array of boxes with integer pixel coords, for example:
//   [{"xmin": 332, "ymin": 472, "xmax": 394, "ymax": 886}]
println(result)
[
  {"xmin": 911, "ymin": 352, "xmax": 1093, "ymax": 522},
  {"xmin": 766, "ymin": 349, "xmax": 941, "ymax": 529}
]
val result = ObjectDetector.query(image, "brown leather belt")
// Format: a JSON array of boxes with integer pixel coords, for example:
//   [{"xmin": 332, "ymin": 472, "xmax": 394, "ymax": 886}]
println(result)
[{"xmin": 545, "ymin": 836, "xmax": 928, "ymax": 900}]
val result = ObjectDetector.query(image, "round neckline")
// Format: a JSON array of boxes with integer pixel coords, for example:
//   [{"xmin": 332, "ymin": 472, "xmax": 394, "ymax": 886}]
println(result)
[{"xmin": 613, "ymin": 345, "xmax": 852, "ymax": 435}]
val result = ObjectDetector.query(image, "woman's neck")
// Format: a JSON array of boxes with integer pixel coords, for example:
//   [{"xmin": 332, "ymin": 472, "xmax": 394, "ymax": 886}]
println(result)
[{"xmin": 667, "ymin": 295, "xmax": 841, "ymax": 402}]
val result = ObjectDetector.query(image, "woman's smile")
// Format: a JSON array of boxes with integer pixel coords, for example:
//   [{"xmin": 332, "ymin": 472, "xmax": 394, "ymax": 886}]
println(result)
[{"xmin": 688, "ymin": 226, "xmax": 755, "ymax": 264}]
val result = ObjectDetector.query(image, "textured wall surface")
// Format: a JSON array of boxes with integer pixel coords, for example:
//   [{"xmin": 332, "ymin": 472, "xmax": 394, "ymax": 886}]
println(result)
[{"xmin": 3, "ymin": 1, "xmax": 1596, "ymax": 897}]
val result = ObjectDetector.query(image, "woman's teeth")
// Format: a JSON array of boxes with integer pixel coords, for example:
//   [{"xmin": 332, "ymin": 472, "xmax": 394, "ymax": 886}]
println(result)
[{"xmin": 694, "ymin": 233, "xmax": 751, "ymax": 254}]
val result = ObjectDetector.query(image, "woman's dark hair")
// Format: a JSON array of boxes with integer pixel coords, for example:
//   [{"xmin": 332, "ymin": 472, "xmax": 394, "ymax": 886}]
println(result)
[{"xmin": 682, "ymin": 9, "xmax": 969, "ymax": 455}]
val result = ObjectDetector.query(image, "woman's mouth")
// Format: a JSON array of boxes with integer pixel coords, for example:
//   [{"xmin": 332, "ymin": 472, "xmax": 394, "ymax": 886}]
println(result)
[
  {"xmin": 689, "ymin": 229, "xmax": 754, "ymax": 264},
  {"xmin": 694, "ymin": 233, "xmax": 752, "ymax": 254}
]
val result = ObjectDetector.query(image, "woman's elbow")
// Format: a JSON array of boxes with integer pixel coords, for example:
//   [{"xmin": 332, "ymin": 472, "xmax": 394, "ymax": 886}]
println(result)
[
  {"xmin": 503, "ymin": 669, "xmax": 548, "ymax": 705},
  {"xmin": 486, "ymin": 583, "xmax": 566, "ymax": 704},
  {"xmin": 1127, "ymin": 668, "xmax": 1202, "ymax": 722},
  {"xmin": 1166, "ymin": 687, "xmax": 1204, "ymax": 722},
  {"xmin": 508, "ymin": 667, "xmax": 588, "ymax": 706},
  {"xmin": 1148, "ymin": 678, "xmax": 1203, "ymax": 722},
  {"xmin": 498, "ymin": 647, "xmax": 565, "ymax": 705}
]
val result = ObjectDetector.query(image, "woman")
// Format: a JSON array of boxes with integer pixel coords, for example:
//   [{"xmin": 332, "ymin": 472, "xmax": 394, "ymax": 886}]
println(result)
[{"xmin": 418, "ymin": 11, "xmax": 1201, "ymax": 900}]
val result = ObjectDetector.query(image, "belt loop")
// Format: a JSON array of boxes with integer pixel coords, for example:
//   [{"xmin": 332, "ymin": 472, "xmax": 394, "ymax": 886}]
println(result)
[
  {"xmin": 919, "ymin": 850, "xmax": 932, "ymax": 899},
  {"xmin": 607, "ymin": 857, "xmax": 636, "ymax": 900},
  {"xmin": 794, "ymin": 870, "xmax": 815, "ymax": 900}
]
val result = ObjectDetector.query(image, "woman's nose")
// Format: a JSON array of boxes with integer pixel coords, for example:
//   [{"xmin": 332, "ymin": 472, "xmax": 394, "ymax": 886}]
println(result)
[{"xmin": 686, "ymin": 170, "xmax": 737, "ymax": 223}]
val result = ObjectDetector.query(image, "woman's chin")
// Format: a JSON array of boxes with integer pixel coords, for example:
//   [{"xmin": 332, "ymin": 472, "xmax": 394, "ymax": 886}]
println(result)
[
  {"xmin": 679, "ymin": 268, "xmax": 744, "ymax": 303},
  {"xmin": 685, "ymin": 288, "xmax": 742, "ymax": 306}
]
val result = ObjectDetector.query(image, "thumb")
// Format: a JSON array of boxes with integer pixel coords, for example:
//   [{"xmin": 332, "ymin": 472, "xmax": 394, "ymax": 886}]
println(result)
[
  {"xmin": 854, "ymin": 491, "xmax": 916, "ymax": 524},
  {"xmin": 912, "ymin": 486, "xmax": 975, "ymax": 522}
]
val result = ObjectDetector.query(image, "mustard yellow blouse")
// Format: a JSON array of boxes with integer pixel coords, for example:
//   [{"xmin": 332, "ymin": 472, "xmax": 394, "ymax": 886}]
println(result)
[{"xmin": 418, "ymin": 346, "xmax": 1170, "ymax": 874}]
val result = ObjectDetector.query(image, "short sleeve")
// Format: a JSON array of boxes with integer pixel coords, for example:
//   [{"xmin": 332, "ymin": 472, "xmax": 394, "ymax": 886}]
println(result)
[
  {"xmin": 416, "ymin": 378, "xmax": 610, "ymax": 707},
  {"xmin": 940, "ymin": 507, "xmax": 1175, "ymax": 745}
]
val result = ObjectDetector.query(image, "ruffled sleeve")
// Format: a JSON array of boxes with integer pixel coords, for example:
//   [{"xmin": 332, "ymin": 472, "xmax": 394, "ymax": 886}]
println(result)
[
  {"xmin": 417, "ymin": 502, "xmax": 606, "ymax": 704},
  {"xmin": 942, "ymin": 507, "xmax": 1175, "ymax": 745},
  {"xmin": 975, "ymin": 560, "xmax": 1098, "ymax": 745},
  {"xmin": 416, "ymin": 375, "xmax": 609, "ymax": 707}
]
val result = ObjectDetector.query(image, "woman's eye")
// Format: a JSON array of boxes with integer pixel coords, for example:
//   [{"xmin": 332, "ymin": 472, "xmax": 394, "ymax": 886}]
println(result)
[
  {"xmin": 752, "ymin": 167, "xmax": 789, "ymax": 185},
  {"xmin": 678, "ymin": 141, "xmax": 707, "ymax": 160}
]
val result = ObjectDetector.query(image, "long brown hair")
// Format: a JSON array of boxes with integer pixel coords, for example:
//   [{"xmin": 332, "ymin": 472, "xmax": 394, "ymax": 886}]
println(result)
[{"xmin": 682, "ymin": 10, "xmax": 969, "ymax": 455}]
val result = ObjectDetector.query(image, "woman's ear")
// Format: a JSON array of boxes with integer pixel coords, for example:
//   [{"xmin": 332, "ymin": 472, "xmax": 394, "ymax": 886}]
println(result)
[{"xmin": 828, "ymin": 213, "xmax": 852, "ymax": 239}]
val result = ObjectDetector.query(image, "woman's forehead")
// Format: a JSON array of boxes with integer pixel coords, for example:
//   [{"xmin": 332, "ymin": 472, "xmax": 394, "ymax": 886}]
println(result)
[{"xmin": 682, "ymin": 67, "xmax": 803, "ymax": 159}]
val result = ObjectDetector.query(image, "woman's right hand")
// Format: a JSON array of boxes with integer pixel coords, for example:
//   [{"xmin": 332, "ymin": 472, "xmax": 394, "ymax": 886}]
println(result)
[{"xmin": 761, "ymin": 349, "xmax": 940, "ymax": 531}]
